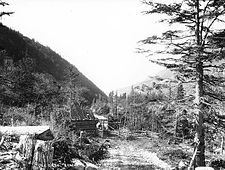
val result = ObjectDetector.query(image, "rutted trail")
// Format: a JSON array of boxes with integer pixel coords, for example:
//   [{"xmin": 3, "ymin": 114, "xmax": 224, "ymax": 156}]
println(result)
[{"xmin": 99, "ymin": 137, "xmax": 171, "ymax": 170}]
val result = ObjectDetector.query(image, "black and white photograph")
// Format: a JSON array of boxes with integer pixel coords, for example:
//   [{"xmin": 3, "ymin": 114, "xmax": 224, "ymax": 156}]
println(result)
[{"xmin": 1, "ymin": 0, "xmax": 225, "ymax": 169}]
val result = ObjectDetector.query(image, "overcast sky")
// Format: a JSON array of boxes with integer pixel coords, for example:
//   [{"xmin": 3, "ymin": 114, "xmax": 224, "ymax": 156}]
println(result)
[{"xmin": 3, "ymin": 0, "xmax": 167, "ymax": 94}]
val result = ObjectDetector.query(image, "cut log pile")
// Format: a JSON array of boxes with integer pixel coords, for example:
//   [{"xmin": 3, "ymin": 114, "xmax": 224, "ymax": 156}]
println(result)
[
  {"xmin": 0, "ymin": 126, "xmax": 55, "ymax": 170},
  {"xmin": 0, "ymin": 126, "xmax": 101, "ymax": 170}
]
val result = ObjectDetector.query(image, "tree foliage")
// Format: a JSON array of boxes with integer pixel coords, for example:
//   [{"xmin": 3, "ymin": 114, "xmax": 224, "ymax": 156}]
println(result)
[{"xmin": 139, "ymin": 0, "xmax": 225, "ymax": 166}]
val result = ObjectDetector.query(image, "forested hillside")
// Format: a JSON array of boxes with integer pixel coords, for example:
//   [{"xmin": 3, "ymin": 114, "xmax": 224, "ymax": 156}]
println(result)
[{"xmin": 0, "ymin": 23, "xmax": 107, "ymax": 105}]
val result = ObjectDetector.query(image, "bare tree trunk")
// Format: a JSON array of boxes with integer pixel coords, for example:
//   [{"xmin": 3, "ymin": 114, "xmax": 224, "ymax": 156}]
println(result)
[
  {"xmin": 221, "ymin": 134, "xmax": 224, "ymax": 155},
  {"xmin": 174, "ymin": 114, "xmax": 178, "ymax": 139},
  {"xmin": 195, "ymin": 62, "xmax": 205, "ymax": 167}
]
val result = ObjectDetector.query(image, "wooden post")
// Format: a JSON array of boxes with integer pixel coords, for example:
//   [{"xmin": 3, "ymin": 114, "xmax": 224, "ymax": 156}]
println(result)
[
  {"xmin": 221, "ymin": 134, "xmax": 224, "ymax": 155},
  {"xmin": 79, "ymin": 131, "xmax": 83, "ymax": 146}
]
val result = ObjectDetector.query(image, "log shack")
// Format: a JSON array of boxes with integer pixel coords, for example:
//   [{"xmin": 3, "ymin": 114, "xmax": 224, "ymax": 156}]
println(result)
[
  {"xmin": 69, "ymin": 120, "xmax": 98, "ymax": 133},
  {"xmin": 69, "ymin": 104, "xmax": 98, "ymax": 134}
]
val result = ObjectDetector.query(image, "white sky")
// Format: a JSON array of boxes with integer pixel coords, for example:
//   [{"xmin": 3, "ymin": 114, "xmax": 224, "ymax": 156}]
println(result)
[{"xmin": 2, "ymin": 0, "xmax": 166, "ymax": 94}]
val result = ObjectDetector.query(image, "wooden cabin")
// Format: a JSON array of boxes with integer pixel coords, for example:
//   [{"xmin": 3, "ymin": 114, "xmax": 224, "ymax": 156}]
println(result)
[{"xmin": 69, "ymin": 104, "xmax": 98, "ymax": 133}]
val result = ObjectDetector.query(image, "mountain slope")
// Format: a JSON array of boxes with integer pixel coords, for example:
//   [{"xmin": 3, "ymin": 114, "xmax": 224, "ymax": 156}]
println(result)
[
  {"xmin": 0, "ymin": 23, "xmax": 107, "ymax": 104},
  {"xmin": 116, "ymin": 69, "xmax": 175, "ymax": 95},
  {"xmin": 116, "ymin": 69, "xmax": 195, "ymax": 100}
]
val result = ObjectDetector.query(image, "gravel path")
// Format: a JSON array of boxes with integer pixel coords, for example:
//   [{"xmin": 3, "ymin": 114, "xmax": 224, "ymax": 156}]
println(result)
[{"xmin": 99, "ymin": 138, "xmax": 171, "ymax": 170}]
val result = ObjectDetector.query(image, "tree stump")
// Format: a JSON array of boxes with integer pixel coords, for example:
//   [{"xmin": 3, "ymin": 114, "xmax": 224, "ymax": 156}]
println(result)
[
  {"xmin": 16, "ymin": 135, "xmax": 54, "ymax": 169},
  {"xmin": 33, "ymin": 140, "xmax": 54, "ymax": 170},
  {"xmin": 16, "ymin": 135, "xmax": 34, "ymax": 168}
]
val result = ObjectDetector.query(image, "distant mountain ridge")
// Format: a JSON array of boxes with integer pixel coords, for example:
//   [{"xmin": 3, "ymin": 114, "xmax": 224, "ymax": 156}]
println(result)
[
  {"xmin": 0, "ymin": 23, "xmax": 107, "ymax": 104},
  {"xmin": 116, "ymin": 69, "xmax": 175, "ymax": 95}
]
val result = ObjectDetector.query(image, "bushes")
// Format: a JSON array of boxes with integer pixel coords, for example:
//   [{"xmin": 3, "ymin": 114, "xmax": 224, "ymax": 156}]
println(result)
[
  {"xmin": 52, "ymin": 133, "xmax": 109, "ymax": 167},
  {"xmin": 208, "ymin": 158, "xmax": 225, "ymax": 170},
  {"xmin": 126, "ymin": 135, "xmax": 137, "ymax": 141},
  {"xmin": 157, "ymin": 147, "xmax": 191, "ymax": 167}
]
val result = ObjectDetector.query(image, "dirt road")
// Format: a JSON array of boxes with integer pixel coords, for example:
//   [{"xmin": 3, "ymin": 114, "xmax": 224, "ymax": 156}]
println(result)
[{"xmin": 99, "ymin": 136, "xmax": 171, "ymax": 170}]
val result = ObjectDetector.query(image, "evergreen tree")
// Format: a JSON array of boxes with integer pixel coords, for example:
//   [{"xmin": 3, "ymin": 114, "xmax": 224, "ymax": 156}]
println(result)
[
  {"xmin": 108, "ymin": 91, "xmax": 114, "ymax": 105},
  {"xmin": 0, "ymin": 51, "xmax": 18, "ymax": 106},
  {"xmin": 62, "ymin": 66, "xmax": 88, "ymax": 119},
  {"xmin": 139, "ymin": 0, "xmax": 225, "ymax": 166}
]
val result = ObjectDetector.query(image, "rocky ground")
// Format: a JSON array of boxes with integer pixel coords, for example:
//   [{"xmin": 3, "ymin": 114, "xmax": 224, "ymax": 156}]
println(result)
[{"xmin": 98, "ymin": 130, "xmax": 179, "ymax": 170}]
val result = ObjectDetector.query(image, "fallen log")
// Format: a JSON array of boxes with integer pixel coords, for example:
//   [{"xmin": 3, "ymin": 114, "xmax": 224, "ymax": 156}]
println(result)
[
  {"xmin": 71, "ymin": 159, "xmax": 85, "ymax": 170},
  {"xmin": 85, "ymin": 161, "xmax": 98, "ymax": 170}
]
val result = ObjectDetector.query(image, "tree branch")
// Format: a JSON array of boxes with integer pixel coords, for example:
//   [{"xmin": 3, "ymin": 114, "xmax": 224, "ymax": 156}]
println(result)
[
  {"xmin": 0, "ymin": 12, "xmax": 14, "ymax": 17},
  {"xmin": 0, "ymin": 2, "xmax": 9, "ymax": 6},
  {"xmin": 200, "ymin": 0, "xmax": 211, "ymax": 42},
  {"xmin": 202, "ymin": 8, "xmax": 225, "ymax": 46}
]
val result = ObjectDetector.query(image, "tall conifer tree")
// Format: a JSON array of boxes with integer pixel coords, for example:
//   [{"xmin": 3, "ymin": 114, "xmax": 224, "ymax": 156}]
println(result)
[{"xmin": 139, "ymin": 0, "xmax": 225, "ymax": 166}]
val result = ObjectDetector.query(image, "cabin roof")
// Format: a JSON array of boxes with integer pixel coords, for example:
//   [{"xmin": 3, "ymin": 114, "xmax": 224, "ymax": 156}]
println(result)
[{"xmin": 71, "ymin": 103, "xmax": 95, "ymax": 120}]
